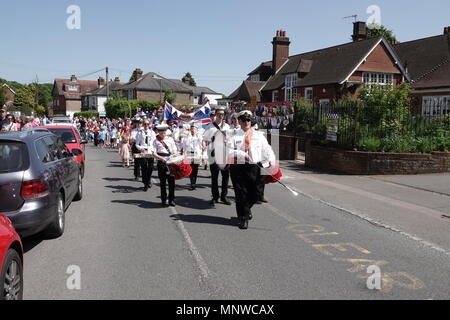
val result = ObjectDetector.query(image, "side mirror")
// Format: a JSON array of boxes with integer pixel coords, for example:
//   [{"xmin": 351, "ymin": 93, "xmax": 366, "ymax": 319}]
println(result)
[{"xmin": 72, "ymin": 149, "xmax": 83, "ymax": 156}]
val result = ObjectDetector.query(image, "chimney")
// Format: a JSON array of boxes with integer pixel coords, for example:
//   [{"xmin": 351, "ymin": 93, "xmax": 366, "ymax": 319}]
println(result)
[
  {"xmin": 272, "ymin": 30, "xmax": 290, "ymax": 75},
  {"xmin": 98, "ymin": 77, "xmax": 106, "ymax": 88},
  {"xmin": 114, "ymin": 77, "xmax": 120, "ymax": 82},
  {"xmin": 352, "ymin": 21, "xmax": 367, "ymax": 41},
  {"xmin": 135, "ymin": 68, "xmax": 143, "ymax": 79},
  {"xmin": 444, "ymin": 26, "xmax": 450, "ymax": 35},
  {"xmin": 70, "ymin": 74, "xmax": 77, "ymax": 82}
]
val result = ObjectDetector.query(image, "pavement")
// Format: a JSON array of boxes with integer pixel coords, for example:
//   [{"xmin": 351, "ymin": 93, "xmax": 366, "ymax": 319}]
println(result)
[{"xmin": 21, "ymin": 145, "xmax": 450, "ymax": 300}]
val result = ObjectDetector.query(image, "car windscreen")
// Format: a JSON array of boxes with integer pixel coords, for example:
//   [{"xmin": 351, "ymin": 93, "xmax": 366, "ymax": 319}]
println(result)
[
  {"xmin": 47, "ymin": 128, "xmax": 77, "ymax": 143},
  {"xmin": 0, "ymin": 141, "xmax": 30, "ymax": 173}
]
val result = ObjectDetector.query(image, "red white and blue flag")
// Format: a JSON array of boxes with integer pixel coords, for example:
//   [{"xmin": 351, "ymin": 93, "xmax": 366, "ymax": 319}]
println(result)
[
  {"xmin": 193, "ymin": 101, "xmax": 212, "ymax": 129},
  {"xmin": 163, "ymin": 101, "xmax": 182, "ymax": 121}
]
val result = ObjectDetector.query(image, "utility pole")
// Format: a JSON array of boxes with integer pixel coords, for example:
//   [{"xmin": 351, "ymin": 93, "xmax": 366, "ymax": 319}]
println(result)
[
  {"xmin": 106, "ymin": 67, "xmax": 109, "ymax": 99},
  {"xmin": 34, "ymin": 75, "xmax": 39, "ymax": 114}
]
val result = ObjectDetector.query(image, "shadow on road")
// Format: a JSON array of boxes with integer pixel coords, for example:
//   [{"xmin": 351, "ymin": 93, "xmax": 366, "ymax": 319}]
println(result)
[
  {"xmin": 111, "ymin": 199, "xmax": 163, "ymax": 209},
  {"xmin": 171, "ymin": 214, "xmax": 238, "ymax": 227},
  {"xmin": 105, "ymin": 185, "xmax": 145, "ymax": 193},
  {"xmin": 103, "ymin": 177, "xmax": 137, "ymax": 182},
  {"xmin": 171, "ymin": 196, "xmax": 236, "ymax": 210}
]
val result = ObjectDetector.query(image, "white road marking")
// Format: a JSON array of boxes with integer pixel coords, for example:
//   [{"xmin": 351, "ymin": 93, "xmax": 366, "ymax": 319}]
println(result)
[{"xmin": 170, "ymin": 207, "xmax": 210, "ymax": 279}]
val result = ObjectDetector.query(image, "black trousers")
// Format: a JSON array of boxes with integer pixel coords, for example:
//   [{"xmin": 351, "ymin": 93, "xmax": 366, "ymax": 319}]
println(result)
[
  {"xmin": 190, "ymin": 163, "xmax": 199, "ymax": 185},
  {"xmin": 140, "ymin": 158, "xmax": 154, "ymax": 187},
  {"xmin": 230, "ymin": 164, "xmax": 262, "ymax": 219},
  {"xmin": 210, "ymin": 163, "xmax": 229, "ymax": 200},
  {"xmin": 256, "ymin": 173, "xmax": 266, "ymax": 200},
  {"xmin": 157, "ymin": 161, "xmax": 175, "ymax": 203}
]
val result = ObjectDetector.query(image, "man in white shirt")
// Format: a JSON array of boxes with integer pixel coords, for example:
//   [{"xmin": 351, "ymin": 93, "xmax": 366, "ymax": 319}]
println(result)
[
  {"xmin": 152, "ymin": 124, "xmax": 178, "ymax": 207},
  {"xmin": 131, "ymin": 119, "xmax": 143, "ymax": 181},
  {"xmin": 227, "ymin": 110, "xmax": 276, "ymax": 230},
  {"xmin": 181, "ymin": 123, "xmax": 203, "ymax": 190},
  {"xmin": 135, "ymin": 120, "xmax": 156, "ymax": 191},
  {"xmin": 202, "ymin": 106, "xmax": 231, "ymax": 207}
]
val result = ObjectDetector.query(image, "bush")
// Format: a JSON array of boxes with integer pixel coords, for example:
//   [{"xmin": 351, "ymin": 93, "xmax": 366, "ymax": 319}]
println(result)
[{"xmin": 74, "ymin": 111, "xmax": 99, "ymax": 119}]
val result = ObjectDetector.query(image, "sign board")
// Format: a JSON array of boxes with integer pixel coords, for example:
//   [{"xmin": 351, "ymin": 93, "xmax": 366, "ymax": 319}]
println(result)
[
  {"xmin": 326, "ymin": 114, "xmax": 339, "ymax": 142},
  {"xmin": 99, "ymin": 112, "xmax": 106, "ymax": 117}
]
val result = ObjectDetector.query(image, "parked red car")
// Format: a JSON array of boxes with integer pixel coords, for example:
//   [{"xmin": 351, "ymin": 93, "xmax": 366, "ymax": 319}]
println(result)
[
  {"xmin": 0, "ymin": 214, "xmax": 23, "ymax": 300},
  {"xmin": 39, "ymin": 125, "xmax": 87, "ymax": 177}
]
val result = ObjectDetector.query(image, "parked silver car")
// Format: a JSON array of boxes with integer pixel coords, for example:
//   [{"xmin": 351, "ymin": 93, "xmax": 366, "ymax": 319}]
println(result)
[{"xmin": 0, "ymin": 129, "xmax": 83, "ymax": 238}]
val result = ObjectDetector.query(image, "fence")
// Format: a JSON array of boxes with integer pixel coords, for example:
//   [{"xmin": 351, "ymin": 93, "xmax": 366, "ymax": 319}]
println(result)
[{"xmin": 305, "ymin": 103, "xmax": 450, "ymax": 153}]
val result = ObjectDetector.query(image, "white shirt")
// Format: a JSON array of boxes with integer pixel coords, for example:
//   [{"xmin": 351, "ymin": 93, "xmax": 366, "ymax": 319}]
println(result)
[
  {"xmin": 130, "ymin": 128, "xmax": 140, "ymax": 141},
  {"xmin": 203, "ymin": 121, "xmax": 230, "ymax": 164},
  {"xmin": 181, "ymin": 133, "xmax": 203, "ymax": 157},
  {"xmin": 152, "ymin": 136, "xmax": 178, "ymax": 157},
  {"xmin": 227, "ymin": 129, "xmax": 275, "ymax": 164},
  {"xmin": 135, "ymin": 128, "xmax": 156, "ymax": 153},
  {"xmin": 203, "ymin": 121, "xmax": 230, "ymax": 143}
]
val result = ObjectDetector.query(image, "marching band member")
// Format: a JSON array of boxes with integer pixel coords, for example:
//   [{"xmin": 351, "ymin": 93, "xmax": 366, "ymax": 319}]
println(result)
[
  {"xmin": 131, "ymin": 119, "xmax": 143, "ymax": 181},
  {"xmin": 181, "ymin": 123, "xmax": 203, "ymax": 190},
  {"xmin": 203, "ymin": 106, "xmax": 231, "ymax": 207},
  {"xmin": 227, "ymin": 110, "xmax": 276, "ymax": 230},
  {"xmin": 152, "ymin": 124, "xmax": 178, "ymax": 207},
  {"xmin": 135, "ymin": 120, "xmax": 156, "ymax": 191}
]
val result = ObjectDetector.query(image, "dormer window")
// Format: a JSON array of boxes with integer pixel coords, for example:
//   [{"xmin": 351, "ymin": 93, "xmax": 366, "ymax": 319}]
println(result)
[
  {"xmin": 66, "ymin": 84, "xmax": 79, "ymax": 92},
  {"xmin": 249, "ymin": 74, "xmax": 260, "ymax": 82}
]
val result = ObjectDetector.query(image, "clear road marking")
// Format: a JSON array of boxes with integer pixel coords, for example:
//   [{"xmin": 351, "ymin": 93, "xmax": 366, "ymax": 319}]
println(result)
[{"xmin": 169, "ymin": 207, "xmax": 210, "ymax": 280}]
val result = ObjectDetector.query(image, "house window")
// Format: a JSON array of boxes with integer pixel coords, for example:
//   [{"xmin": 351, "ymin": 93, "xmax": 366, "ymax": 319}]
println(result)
[
  {"xmin": 305, "ymin": 88, "xmax": 313, "ymax": 101},
  {"xmin": 363, "ymin": 72, "xmax": 394, "ymax": 87},
  {"xmin": 285, "ymin": 74, "xmax": 298, "ymax": 102},
  {"xmin": 67, "ymin": 84, "xmax": 79, "ymax": 92},
  {"xmin": 128, "ymin": 90, "xmax": 134, "ymax": 100},
  {"xmin": 422, "ymin": 96, "xmax": 450, "ymax": 117},
  {"xmin": 249, "ymin": 74, "xmax": 260, "ymax": 82},
  {"xmin": 272, "ymin": 91, "xmax": 279, "ymax": 102}
]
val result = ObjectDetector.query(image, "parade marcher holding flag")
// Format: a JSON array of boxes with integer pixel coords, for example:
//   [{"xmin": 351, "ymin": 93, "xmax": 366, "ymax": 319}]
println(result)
[
  {"xmin": 152, "ymin": 124, "xmax": 178, "ymax": 207},
  {"xmin": 227, "ymin": 110, "xmax": 276, "ymax": 230},
  {"xmin": 203, "ymin": 106, "xmax": 231, "ymax": 207}
]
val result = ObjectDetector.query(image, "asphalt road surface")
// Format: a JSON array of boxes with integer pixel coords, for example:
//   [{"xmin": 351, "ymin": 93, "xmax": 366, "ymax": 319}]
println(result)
[{"xmin": 22, "ymin": 145, "xmax": 450, "ymax": 300}]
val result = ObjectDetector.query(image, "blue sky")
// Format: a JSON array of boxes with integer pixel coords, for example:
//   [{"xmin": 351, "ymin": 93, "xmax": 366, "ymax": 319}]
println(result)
[{"xmin": 1, "ymin": 0, "xmax": 449, "ymax": 95}]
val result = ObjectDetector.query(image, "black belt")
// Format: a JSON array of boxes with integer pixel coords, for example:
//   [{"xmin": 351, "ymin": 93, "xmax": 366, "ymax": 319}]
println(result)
[{"xmin": 157, "ymin": 153, "xmax": 170, "ymax": 157}]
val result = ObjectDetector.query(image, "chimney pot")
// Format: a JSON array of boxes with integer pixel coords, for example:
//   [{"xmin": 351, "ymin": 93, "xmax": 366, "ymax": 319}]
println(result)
[
  {"xmin": 352, "ymin": 21, "xmax": 367, "ymax": 41},
  {"xmin": 70, "ymin": 75, "xmax": 77, "ymax": 82},
  {"xmin": 114, "ymin": 77, "xmax": 120, "ymax": 82}
]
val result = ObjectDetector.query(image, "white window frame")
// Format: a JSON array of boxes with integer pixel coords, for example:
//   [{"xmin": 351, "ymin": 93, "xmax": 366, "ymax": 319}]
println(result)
[
  {"xmin": 249, "ymin": 74, "xmax": 260, "ymax": 82},
  {"xmin": 305, "ymin": 87, "xmax": 313, "ymax": 101},
  {"xmin": 362, "ymin": 72, "xmax": 394, "ymax": 87},
  {"xmin": 422, "ymin": 96, "xmax": 450, "ymax": 117},
  {"xmin": 272, "ymin": 91, "xmax": 279, "ymax": 102},
  {"xmin": 285, "ymin": 74, "xmax": 298, "ymax": 102},
  {"xmin": 67, "ymin": 84, "xmax": 79, "ymax": 92}
]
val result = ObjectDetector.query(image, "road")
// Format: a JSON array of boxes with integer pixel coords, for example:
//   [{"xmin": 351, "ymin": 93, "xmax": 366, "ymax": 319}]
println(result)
[{"xmin": 22, "ymin": 144, "xmax": 450, "ymax": 300}]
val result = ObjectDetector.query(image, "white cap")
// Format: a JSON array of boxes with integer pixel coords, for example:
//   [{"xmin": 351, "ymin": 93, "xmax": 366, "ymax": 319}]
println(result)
[{"xmin": 237, "ymin": 110, "xmax": 253, "ymax": 118}]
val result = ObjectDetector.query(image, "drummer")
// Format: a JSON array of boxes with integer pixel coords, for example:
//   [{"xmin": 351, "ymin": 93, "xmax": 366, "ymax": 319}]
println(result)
[
  {"xmin": 180, "ymin": 123, "xmax": 203, "ymax": 190},
  {"xmin": 227, "ymin": 110, "xmax": 276, "ymax": 230},
  {"xmin": 152, "ymin": 124, "xmax": 178, "ymax": 207},
  {"xmin": 135, "ymin": 120, "xmax": 156, "ymax": 191}
]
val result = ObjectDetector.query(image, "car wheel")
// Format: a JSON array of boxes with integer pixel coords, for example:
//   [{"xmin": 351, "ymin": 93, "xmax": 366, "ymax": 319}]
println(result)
[
  {"xmin": 45, "ymin": 193, "xmax": 65, "ymax": 238},
  {"xmin": 73, "ymin": 172, "xmax": 83, "ymax": 201},
  {"xmin": 81, "ymin": 163, "xmax": 85, "ymax": 179},
  {"xmin": 0, "ymin": 249, "xmax": 23, "ymax": 300}
]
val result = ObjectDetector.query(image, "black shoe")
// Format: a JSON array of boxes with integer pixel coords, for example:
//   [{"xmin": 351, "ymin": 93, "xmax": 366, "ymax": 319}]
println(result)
[
  {"xmin": 255, "ymin": 200, "xmax": 262, "ymax": 205},
  {"xmin": 189, "ymin": 184, "xmax": 195, "ymax": 191},
  {"xmin": 248, "ymin": 214, "xmax": 253, "ymax": 221},
  {"xmin": 238, "ymin": 218, "xmax": 249, "ymax": 230},
  {"xmin": 261, "ymin": 197, "xmax": 268, "ymax": 203},
  {"xmin": 134, "ymin": 176, "xmax": 139, "ymax": 181},
  {"xmin": 148, "ymin": 182, "xmax": 152, "ymax": 188},
  {"xmin": 143, "ymin": 186, "xmax": 148, "ymax": 192},
  {"xmin": 221, "ymin": 197, "xmax": 231, "ymax": 205},
  {"xmin": 169, "ymin": 201, "xmax": 176, "ymax": 207},
  {"xmin": 210, "ymin": 199, "xmax": 217, "ymax": 207},
  {"xmin": 161, "ymin": 201, "xmax": 167, "ymax": 207}
]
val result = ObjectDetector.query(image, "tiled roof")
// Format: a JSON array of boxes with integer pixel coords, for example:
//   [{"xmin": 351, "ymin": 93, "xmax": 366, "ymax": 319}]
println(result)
[
  {"xmin": 54, "ymin": 78, "xmax": 99, "ymax": 100},
  {"xmin": 228, "ymin": 81, "xmax": 265, "ymax": 102},
  {"xmin": 262, "ymin": 37, "xmax": 382, "ymax": 91}
]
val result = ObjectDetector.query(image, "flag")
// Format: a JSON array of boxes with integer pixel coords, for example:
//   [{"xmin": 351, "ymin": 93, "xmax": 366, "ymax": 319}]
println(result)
[
  {"xmin": 192, "ymin": 100, "xmax": 212, "ymax": 129},
  {"xmin": 163, "ymin": 101, "xmax": 182, "ymax": 121}
]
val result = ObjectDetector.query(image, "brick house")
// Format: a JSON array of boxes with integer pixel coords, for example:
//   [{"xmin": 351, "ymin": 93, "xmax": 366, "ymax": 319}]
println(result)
[
  {"xmin": 116, "ymin": 69, "xmax": 222, "ymax": 105},
  {"xmin": 51, "ymin": 75, "xmax": 98, "ymax": 117},
  {"xmin": 1, "ymin": 84, "xmax": 15, "ymax": 108},
  {"xmin": 82, "ymin": 77, "xmax": 124, "ymax": 116},
  {"xmin": 252, "ymin": 24, "xmax": 409, "ymax": 105},
  {"xmin": 394, "ymin": 27, "xmax": 450, "ymax": 116}
]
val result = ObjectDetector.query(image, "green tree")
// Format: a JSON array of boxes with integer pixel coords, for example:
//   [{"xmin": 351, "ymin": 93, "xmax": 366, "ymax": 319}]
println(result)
[
  {"xmin": 37, "ymin": 83, "xmax": 53, "ymax": 106},
  {"xmin": 0, "ymin": 85, "xmax": 7, "ymax": 107},
  {"xmin": 35, "ymin": 105, "xmax": 47, "ymax": 117},
  {"xmin": 182, "ymin": 72, "xmax": 196, "ymax": 87},
  {"xmin": 164, "ymin": 89, "xmax": 177, "ymax": 104},
  {"xmin": 13, "ymin": 85, "xmax": 35, "ymax": 108},
  {"xmin": 366, "ymin": 24, "xmax": 397, "ymax": 43}
]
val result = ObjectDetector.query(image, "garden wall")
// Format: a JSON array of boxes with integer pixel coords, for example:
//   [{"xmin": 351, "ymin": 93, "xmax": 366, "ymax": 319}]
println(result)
[{"xmin": 305, "ymin": 143, "xmax": 450, "ymax": 175}]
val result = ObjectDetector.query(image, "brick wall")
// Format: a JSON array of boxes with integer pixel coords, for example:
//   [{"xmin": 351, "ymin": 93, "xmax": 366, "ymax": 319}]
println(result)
[{"xmin": 306, "ymin": 144, "xmax": 450, "ymax": 175}]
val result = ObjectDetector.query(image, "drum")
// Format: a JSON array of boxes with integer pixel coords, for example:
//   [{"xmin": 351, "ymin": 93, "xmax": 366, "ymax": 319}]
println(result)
[
  {"xmin": 170, "ymin": 163, "xmax": 192, "ymax": 180},
  {"xmin": 166, "ymin": 155, "xmax": 185, "ymax": 165},
  {"xmin": 134, "ymin": 153, "xmax": 153, "ymax": 159}
]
